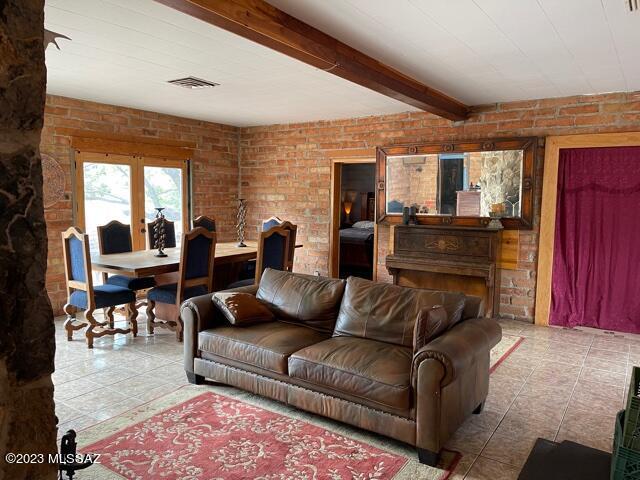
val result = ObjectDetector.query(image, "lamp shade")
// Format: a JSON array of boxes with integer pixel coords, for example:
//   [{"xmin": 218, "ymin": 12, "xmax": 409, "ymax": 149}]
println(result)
[{"xmin": 343, "ymin": 201, "xmax": 353, "ymax": 215}]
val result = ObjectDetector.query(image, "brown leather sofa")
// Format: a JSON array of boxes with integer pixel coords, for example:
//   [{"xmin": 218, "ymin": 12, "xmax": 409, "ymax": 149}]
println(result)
[{"xmin": 181, "ymin": 268, "xmax": 502, "ymax": 466}]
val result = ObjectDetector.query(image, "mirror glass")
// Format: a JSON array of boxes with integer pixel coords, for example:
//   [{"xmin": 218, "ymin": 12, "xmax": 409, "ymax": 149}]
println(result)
[{"xmin": 385, "ymin": 150, "xmax": 524, "ymax": 218}]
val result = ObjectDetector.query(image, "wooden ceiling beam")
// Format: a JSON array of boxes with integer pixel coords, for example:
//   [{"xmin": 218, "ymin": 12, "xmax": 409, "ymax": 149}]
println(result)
[{"xmin": 155, "ymin": 0, "xmax": 469, "ymax": 121}]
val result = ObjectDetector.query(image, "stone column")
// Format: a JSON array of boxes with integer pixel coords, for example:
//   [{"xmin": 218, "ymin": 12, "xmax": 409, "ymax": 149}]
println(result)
[{"xmin": 0, "ymin": 1, "xmax": 57, "ymax": 479}]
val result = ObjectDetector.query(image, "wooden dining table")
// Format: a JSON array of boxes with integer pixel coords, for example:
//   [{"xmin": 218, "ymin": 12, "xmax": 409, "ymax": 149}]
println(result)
[
  {"xmin": 91, "ymin": 241, "xmax": 303, "ymax": 291},
  {"xmin": 91, "ymin": 241, "xmax": 259, "ymax": 279}
]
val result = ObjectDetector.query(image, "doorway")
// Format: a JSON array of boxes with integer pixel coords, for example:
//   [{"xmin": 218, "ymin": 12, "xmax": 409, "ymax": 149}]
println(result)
[
  {"xmin": 329, "ymin": 159, "xmax": 377, "ymax": 280},
  {"xmin": 74, "ymin": 151, "xmax": 189, "ymax": 253},
  {"xmin": 535, "ymin": 132, "xmax": 640, "ymax": 330}
]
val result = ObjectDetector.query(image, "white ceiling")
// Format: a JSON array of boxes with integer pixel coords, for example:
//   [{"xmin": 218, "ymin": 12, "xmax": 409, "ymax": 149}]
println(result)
[{"xmin": 45, "ymin": 0, "xmax": 640, "ymax": 127}]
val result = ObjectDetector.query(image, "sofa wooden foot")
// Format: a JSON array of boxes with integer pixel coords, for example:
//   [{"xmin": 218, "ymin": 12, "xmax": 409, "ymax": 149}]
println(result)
[
  {"xmin": 417, "ymin": 448, "xmax": 439, "ymax": 467},
  {"xmin": 186, "ymin": 372, "xmax": 204, "ymax": 385},
  {"xmin": 473, "ymin": 401, "xmax": 485, "ymax": 414}
]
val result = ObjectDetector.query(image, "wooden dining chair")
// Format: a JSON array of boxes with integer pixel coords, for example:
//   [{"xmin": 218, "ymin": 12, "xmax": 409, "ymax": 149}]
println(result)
[
  {"xmin": 146, "ymin": 218, "xmax": 176, "ymax": 249},
  {"xmin": 61, "ymin": 226, "xmax": 138, "ymax": 348},
  {"xmin": 262, "ymin": 216, "xmax": 283, "ymax": 231},
  {"xmin": 193, "ymin": 215, "xmax": 216, "ymax": 232},
  {"xmin": 146, "ymin": 227, "xmax": 216, "ymax": 341},
  {"xmin": 228, "ymin": 224, "xmax": 290, "ymax": 288},
  {"xmin": 277, "ymin": 221, "xmax": 297, "ymax": 272},
  {"xmin": 97, "ymin": 220, "xmax": 156, "ymax": 292}
]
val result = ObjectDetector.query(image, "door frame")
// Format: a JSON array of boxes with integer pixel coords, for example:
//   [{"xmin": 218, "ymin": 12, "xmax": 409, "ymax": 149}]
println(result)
[
  {"xmin": 74, "ymin": 151, "xmax": 189, "ymax": 251},
  {"xmin": 535, "ymin": 131, "xmax": 640, "ymax": 326},
  {"xmin": 328, "ymin": 150, "xmax": 377, "ymax": 279}
]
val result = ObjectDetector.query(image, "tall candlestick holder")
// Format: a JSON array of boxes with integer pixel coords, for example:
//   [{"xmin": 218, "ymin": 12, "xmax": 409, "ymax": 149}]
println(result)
[
  {"xmin": 153, "ymin": 207, "xmax": 168, "ymax": 257},
  {"xmin": 236, "ymin": 199, "xmax": 247, "ymax": 247}
]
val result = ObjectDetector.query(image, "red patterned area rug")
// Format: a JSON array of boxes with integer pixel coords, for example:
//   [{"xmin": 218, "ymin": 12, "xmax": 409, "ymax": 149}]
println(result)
[
  {"xmin": 78, "ymin": 388, "xmax": 459, "ymax": 480},
  {"xmin": 76, "ymin": 334, "xmax": 523, "ymax": 479}
]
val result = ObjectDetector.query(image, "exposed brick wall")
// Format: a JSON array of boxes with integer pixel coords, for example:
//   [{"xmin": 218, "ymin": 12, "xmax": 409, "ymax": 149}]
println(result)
[
  {"xmin": 239, "ymin": 91, "xmax": 640, "ymax": 322},
  {"xmin": 41, "ymin": 95, "xmax": 239, "ymax": 315},
  {"xmin": 386, "ymin": 155, "xmax": 439, "ymax": 213}
]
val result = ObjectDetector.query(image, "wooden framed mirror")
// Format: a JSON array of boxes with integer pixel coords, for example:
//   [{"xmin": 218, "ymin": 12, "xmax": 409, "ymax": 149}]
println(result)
[{"xmin": 376, "ymin": 137, "xmax": 538, "ymax": 229}]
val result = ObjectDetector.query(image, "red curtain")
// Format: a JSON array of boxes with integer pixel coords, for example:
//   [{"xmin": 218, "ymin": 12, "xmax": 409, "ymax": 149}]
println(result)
[{"xmin": 550, "ymin": 146, "xmax": 640, "ymax": 333}]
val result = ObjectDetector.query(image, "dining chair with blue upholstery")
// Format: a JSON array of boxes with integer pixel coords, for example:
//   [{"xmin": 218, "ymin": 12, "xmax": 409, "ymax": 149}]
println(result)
[
  {"xmin": 193, "ymin": 215, "xmax": 216, "ymax": 232},
  {"xmin": 146, "ymin": 227, "xmax": 216, "ymax": 341},
  {"xmin": 97, "ymin": 220, "xmax": 155, "ymax": 294},
  {"xmin": 146, "ymin": 218, "xmax": 177, "ymax": 249},
  {"xmin": 61, "ymin": 226, "xmax": 138, "ymax": 348},
  {"xmin": 228, "ymin": 224, "xmax": 290, "ymax": 288},
  {"xmin": 261, "ymin": 216, "xmax": 283, "ymax": 231}
]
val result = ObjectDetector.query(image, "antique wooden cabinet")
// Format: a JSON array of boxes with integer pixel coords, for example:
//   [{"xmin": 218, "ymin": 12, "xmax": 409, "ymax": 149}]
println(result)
[{"xmin": 386, "ymin": 225, "xmax": 502, "ymax": 317}]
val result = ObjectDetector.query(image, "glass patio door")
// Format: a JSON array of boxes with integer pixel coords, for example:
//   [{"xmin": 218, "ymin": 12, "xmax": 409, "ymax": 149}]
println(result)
[
  {"xmin": 76, "ymin": 152, "xmax": 188, "ymax": 253},
  {"xmin": 142, "ymin": 160, "xmax": 187, "ymax": 248}
]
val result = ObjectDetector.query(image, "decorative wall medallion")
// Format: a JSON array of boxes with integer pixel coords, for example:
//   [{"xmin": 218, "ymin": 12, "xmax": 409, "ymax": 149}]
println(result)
[
  {"xmin": 442, "ymin": 144, "xmax": 454, "ymax": 152},
  {"xmin": 441, "ymin": 216, "xmax": 453, "ymax": 225},
  {"xmin": 408, "ymin": 145, "xmax": 418, "ymax": 154},
  {"xmin": 482, "ymin": 141, "xmax": 495, "ymax": 151},
  {"xmin": 377, "ymin": 180, "xmax": 385, "ymax": 190},
  {"xmin": 522, "ymin": 177, "xmax": 533, "ymax": 190},
  {"xmin": 41, "ymin": 153, "xmax": 65, "ymax": 208}
]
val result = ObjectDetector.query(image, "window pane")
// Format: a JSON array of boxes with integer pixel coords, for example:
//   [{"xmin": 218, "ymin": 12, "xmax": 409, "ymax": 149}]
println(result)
[
  {"xmin": 83, "ymin": 162, "xmax": 132, "ymax": 254},
  {"xmin": 144, "ymin": 166, "xmax": 184, "ymax": 245}
]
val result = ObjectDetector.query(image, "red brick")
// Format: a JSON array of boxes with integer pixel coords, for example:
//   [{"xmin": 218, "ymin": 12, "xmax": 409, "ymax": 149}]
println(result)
[{"xmin": 559, "ymin": 104, "xmax": 600, "ymax": 115}]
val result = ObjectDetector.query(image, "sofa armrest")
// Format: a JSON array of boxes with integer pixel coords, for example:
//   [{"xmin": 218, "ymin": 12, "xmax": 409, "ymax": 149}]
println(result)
[
  {"xmin": 412, "ymin": 317, "xmax": 502, "ymax": 387},
  {"xmin": 181, "ymin": 294, "xmax": 217, "ymax": 373},
  {"xmin": 181, "ymin": 285, "xmax": 260, "ymax": 372}
]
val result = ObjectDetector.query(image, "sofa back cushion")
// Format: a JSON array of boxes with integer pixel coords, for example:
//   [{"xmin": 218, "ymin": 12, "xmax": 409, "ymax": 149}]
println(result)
[
  {"xmin": 256, "ymin": 269, "xmax": 346, "ymax": 332},
  {"xmin": 333, "ymin": 276, "xmax": 466, "ymax": 347}
]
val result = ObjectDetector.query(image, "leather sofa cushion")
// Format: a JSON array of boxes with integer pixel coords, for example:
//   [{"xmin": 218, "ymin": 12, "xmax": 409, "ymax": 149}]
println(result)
[
  {"xmin": 334, "ymin": 276, "xmax": 466, "ymax": 347},
  {"xmin": 199, "ymin": 322, "xmax": 330, "ymax": 374},
  {"xmin": 256, "ymin": 269, "xmax": 346, "ymax": 333},
  {"xmin": 288, "ymin": 336, "xmax": 412, "ymax": 413},
  {"xmin": 212, "ymin": 292, "xmax": 274, "ymax": 325}
]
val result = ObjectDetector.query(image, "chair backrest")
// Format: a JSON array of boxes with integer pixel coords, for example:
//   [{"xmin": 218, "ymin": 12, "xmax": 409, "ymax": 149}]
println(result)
[
  {"xmin": 97, "ymin": 220, "xmax": 132, "ymax": 254},
  {"xmin": 255, "ymin": 225, "xmax": 290, "ymax": 284},
  {"xmin": 193, "ymin": 215, "xmax": 216, "ymax": 232},
  {"xmin": 147, "ymin": 218, "xmax": 176, "ymax": 249},
  {"xmin": 176, "ymin": 227, "xmax": 217, "ymax": 304},
  {"xmin": 61, "ymin": 226, "xmax": 95, "ymax": 306},
  {"xmin": 262, "ymin": 216, "xmax": 283, "ymax": 231},
  {"xmin": 277, "ymin": 221, "xmax": 297, "ymax": 272}
]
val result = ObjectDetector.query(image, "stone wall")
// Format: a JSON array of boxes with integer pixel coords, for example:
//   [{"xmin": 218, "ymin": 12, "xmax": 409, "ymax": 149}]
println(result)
[
  {"xmin": 477, "ymin": 150, "xmax": 523, "ymax": 216},
  {"xmin": 41, "ymin": 96, "xmax": 240, "ymax": 315},
  {"xmin": 239, "ymin": 91, "xmax": 640, "ymax": 322},
  {"xmin": 0, "ymin": 1, "xmax": 57, "ymax": 478}
]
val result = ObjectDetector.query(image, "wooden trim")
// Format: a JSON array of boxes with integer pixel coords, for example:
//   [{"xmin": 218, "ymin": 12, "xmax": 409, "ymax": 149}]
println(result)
[
  {"xmin": 535, "ymin": 131, "xmax": 640, "ymax": 326},
  {"xmin": 68, "ymin": 129, "xmax": 195, "ymax": 159},
  {"xmin": 326, "ymin": 148, "xmax": 376, "ymax": 160},
  {"xmin": 329, "ymin": 162, "xmax": 342, "ymax": 278},
  {"xmin": 156, "ymin": 0, "xmax": 468, "ymax": 120},
  {"xmin": 328, "ymin": 157, "xmax": 378, "ymax": 280},
  {"xmin": 376, "ymin": 137, "xmax": 538, "ymax": 230}
]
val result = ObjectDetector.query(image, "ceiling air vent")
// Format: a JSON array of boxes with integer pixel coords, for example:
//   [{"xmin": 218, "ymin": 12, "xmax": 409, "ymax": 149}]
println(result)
[
  {"xmin": 168, "ymin": 76, "xmax": 219, "ymax": 89},
  {"xmin": 628, "ymin": 0, "xmax": 639, "ymax": 12}
]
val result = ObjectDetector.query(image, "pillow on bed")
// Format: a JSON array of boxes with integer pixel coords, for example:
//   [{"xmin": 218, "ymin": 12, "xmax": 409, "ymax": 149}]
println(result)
[{"xmin": 352, "ymin": 220, "xmax": 374, "ymax": 229}]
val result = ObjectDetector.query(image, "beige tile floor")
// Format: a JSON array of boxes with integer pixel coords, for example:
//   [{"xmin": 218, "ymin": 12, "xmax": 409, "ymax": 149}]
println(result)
[{"xmin": 53, "ymin": 314, "xmax": 636, "ymax": 479}]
